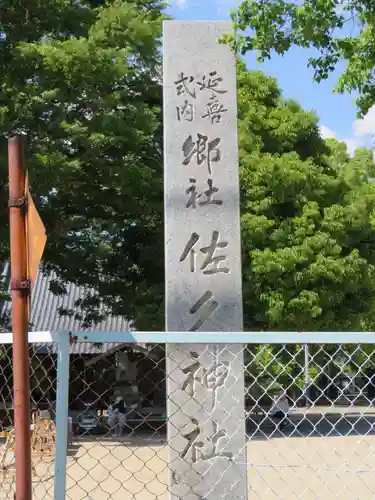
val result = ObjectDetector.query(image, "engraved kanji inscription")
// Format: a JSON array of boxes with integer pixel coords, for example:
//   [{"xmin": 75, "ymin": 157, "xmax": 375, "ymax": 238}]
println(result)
[
  {"xmin": 181, "ymin": 418, "xmax": 201, "ymax": 462},
  {"xmin": 174, "ymin": 71, "xmax": 226, "ymax": 99},
  {"xmin": 181, "ymin": 418, "xmax": 233, "ymax": 463},
  {"xmin": 178, "ymin": 496, "xmax": 204, "ymax": 500},
  {"xmin": 202, "ymin": 359, "xmax": 230, "ymax": 408},
  {"xmin": 180, "ymin": 232, "xmax": 229, "ymax": 274},
  {"xmin": 182, "ymin": 351, "xmax": 230, "ymax": 408},
  {"xmin": 177, "ymin": 100, "xmax": 194, "ymax": 122},
  {"xmin": 196, "ymin": 71, "xmax": 227, "ymax": 94},
  {"xmin": 175, "ymin": 72, "xmax": 196, "ymax": 99},
  {"xmin": 172, "ymin": 471, "xmax": 203, "ymax": 496},
  {"xmin": 189, "ymin": 291, "xmax": 219, "ymax": 331},
  {"xmin": 181, "ymin": 352, "xmax": 201, "ymax": 396},
  {"xmin": 186, "ymin": 178, "xmax": 222, "ymax": 209},
  {"xmin": 186, "ymin": 178, "xmax": 199, "ymax": 209},
  {"xmin": 182, "ymin": 134, "xmax": 221, "ymax": 175},
  {"xmin": 200, "ymin": 179, "xmax": 222, "ymax": 206},
  {"xmin": 172, "ymin": 472, "xmax": 180, "ymax": 485},
  {"xmin": 200, "ymin": 231, "xmax": 229, "ymax": 274},
  {"xmin": 202, "ymin": 95, "xmax": 227, "ymax": 124},
  {"xmin": 180, "ymin": 232, "xmax": 199, "ymax": 272}
]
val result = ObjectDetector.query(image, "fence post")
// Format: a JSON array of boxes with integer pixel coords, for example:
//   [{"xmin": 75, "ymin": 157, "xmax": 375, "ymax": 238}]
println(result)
[
  {"xmin": 54, "ymin": 331, "xmax": 70, "ymax": 500},
  {"xmin": 8, "ymin": 135, "xmax": 32, "ymax": 500}
]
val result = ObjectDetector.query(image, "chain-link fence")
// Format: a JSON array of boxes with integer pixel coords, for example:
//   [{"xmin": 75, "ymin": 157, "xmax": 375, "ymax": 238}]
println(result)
[
  {"xmin": 0, "ymin": 342, "xmax": 57, "ymax": 499},
  {"xmin": 2, "ymin": 339, "xmax": 375, "ymax": 498}
]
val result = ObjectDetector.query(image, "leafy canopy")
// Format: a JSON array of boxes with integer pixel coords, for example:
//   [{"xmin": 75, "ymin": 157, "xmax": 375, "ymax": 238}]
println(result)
[
  {"xmin": 236, "ymin": 61, "xmax": 375, "ymax": 332},
  {"xmin": 236, "ymin": 62, "xmax": 375, "ymax": 393},
  {"xmin": 1, "ymin": 2, "xmax": 375, "ymax": 337},
  {"xmin": 228, "ymin": 0, "xmax": 375, "ymax": 116},
  {"xmin": 0, "ymin": 0, "xmax": 167, "ymax": 330}
]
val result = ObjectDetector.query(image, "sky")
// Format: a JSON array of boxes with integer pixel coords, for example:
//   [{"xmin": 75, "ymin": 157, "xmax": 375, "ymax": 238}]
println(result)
[{"xmin": 166, "ymin": 0, "xmax": 375, "ymax": 155}]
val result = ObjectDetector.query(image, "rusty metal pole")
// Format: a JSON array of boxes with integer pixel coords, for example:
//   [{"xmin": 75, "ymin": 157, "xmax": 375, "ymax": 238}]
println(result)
[{"xmin": 8, "ymin": 135, "xmax": 32, "ymax": 500}]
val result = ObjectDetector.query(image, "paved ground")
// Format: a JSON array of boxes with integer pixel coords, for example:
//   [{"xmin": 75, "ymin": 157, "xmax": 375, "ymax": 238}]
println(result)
[{"xmin": 2, "ymin": 408, "xmax": 375, "ymax": 499}]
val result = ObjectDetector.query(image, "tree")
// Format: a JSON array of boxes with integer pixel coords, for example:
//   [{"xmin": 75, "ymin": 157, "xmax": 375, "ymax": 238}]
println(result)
[
  {"xmin": 0, "ymin": 0, "xmax": 167, "ymax": 330},
  {"xmin": 236, "ymin": 62, "xmax": 375, "ymax": 398},
  {"xmin": 2, "ymin": 2, "xmax": 375, "ymax": 341},
  {"xmin": 228, "ymin": 0, "xmax": 375, "ymax": 116},
  {"xmin": 237, "ymin": 62, "xmax": 375, "ymax": 332}
]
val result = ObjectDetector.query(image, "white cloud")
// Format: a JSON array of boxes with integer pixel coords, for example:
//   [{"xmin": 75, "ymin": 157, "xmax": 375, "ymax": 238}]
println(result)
[
  {"xmin": 346, "ymin": 105, "xmax": 375, "ymax": 154},
  {"xmin": 320, "ymin": 106, "xmax": 375, "ymax": 156},
  {"xmin": 319, "ymin": 125, "xmax": 356, "ymax": 153},
  {"xmin": 352, "ymin": 106, "xmax": 375, "ymax": 139},
  {"xmin": 342, "ymin": 138, "xmax": 359, "ymax": 157},
  {"xmin": 170, "ymin": 0, "xmax": 241, "ymax": 13},
  {"xmin": 319, "ymin": 125, "xmax": 337, "ymax": 140},
  {"xmin": 172, "ymin": 0, "xmax": 188, "ymax": 7}
]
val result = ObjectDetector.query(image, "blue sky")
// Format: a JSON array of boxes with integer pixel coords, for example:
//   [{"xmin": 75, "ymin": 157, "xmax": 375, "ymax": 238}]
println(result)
[{"xmin": 166, "ymin": 0, "xmax": 375, "ymax": 155}]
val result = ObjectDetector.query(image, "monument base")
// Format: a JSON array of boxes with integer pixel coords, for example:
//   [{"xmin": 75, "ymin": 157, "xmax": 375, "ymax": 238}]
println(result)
[{"xmin": 166, "ymin": 343, "xmax": 247, "ymax": 499}]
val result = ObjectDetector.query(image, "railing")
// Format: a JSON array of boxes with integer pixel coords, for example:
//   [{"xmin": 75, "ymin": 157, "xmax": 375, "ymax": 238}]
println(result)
[{"xmin": 1, "ymin": 331, "xmax": 375, "ymax": 499}]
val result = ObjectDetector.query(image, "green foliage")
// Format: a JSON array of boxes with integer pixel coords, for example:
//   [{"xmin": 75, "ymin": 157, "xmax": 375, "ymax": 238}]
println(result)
[
  {"xmin": 2, "ymin": 3, "xmax": 375, "ymax": 354},
  {"xmin": 237, "ymin": 61, "xmax": 375, "ymax": 333},
  {"xmin": 0, "ymin": 0, "xmax": 167, "ymax": 330},
  {"xmin": 236, "ymin": 61, "xmax": 375, "ymax": 393},
  {"xmin": 228, "ymin": 0, "xmax": 375, "ymax": 116}
]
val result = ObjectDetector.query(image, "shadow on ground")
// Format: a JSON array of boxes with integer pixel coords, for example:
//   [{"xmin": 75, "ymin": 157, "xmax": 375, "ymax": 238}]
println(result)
[
  {"xmin": 68, "ymin": 410, "xmax": 375, "ymax": 445},
  {"xmin": 247, "ymin": 411, "xmax": 375, "ymax": 440}
]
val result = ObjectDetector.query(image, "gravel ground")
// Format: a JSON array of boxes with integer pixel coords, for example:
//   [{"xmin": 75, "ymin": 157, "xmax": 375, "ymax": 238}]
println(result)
[{"xmin": 1, "ymin": 408, "xmax": 375, "ymax": 499}]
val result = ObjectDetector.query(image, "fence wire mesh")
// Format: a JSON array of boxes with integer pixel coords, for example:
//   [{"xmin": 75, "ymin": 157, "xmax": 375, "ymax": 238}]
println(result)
[
  {"xmin": 0, "ymin": 342, "xmax": 57, "ymax": 499},
  {"xmin": 1, "ymin": 341, "xmax": 375, "ymax": 498}
]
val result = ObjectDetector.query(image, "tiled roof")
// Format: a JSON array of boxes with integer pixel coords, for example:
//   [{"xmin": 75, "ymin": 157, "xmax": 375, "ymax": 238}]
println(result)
[
  {"xmin": 0, "ymin": 263, "xmax": 131, "ymax": 333},
  {"xmin": 34, "ymin": 341, "xmax": 124, "ymax": 355}
]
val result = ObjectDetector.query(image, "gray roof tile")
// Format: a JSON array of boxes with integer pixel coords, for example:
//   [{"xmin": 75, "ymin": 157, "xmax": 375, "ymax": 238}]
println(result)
[{"xmin": 0, "ymin": 263, "xmax": 130, "ymax": 333}]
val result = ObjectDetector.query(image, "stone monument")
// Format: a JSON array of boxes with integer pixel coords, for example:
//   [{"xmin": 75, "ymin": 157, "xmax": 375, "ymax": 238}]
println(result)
[{"xmin": 163, "ymin": 21, "xmax": 247, "ymax": 499}]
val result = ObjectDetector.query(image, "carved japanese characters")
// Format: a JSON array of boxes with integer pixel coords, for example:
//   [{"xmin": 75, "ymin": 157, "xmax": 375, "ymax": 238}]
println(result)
[{"xmin": 164, "ymin": 21, "xmax": 247, "ymax": 500}]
